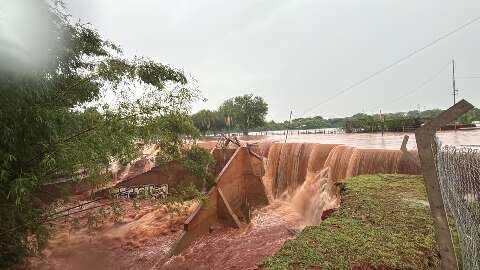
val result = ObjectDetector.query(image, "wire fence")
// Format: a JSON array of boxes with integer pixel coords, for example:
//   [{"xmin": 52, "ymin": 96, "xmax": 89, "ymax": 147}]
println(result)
[{"xmin": 435, "ymin": 137, "xmax": 480, "ymax": 270}]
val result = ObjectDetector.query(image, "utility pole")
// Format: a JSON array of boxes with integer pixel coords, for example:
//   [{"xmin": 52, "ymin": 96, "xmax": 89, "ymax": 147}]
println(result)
[
  {"xmin": 380, "ymin": 109, "xmax": 385, "ymax": 136},
  {"xmin": 452, "ymin": 60, "xmax": 459, "ymax": 130},
  {"xmin": 284, "ymin": 110, "xmax": 292, "ymax": 143},
  {"xmin": 452, "ymin": 60, "xmax": 459, "ymax": 105}
]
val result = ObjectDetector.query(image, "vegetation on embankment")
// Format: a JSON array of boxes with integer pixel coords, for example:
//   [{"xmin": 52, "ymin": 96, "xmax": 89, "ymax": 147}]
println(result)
[
  {"xmin": 260, "ymin": 174, "xmax": 459, "ymax": 270},
  {"xmin": 1, "ymin": 1, "xmax": 206, "ymax": 267}
]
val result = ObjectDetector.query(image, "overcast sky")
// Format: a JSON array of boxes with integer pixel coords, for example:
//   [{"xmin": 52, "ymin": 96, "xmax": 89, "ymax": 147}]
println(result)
[{"xmin": 64, "ymin": 0, "xmax": 480, "ymax": 121}]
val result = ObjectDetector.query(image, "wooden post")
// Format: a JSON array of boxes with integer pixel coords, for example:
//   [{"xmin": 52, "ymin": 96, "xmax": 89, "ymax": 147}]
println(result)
[
  {"xmin": 400, "ymin": 135, "xmax": 421, "ymax": 169},
  {"xmin": 415, "ymin": 99, "xmax": 473, "ymax": 270}
]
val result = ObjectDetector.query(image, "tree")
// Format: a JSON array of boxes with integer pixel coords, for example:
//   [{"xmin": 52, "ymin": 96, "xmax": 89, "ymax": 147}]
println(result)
[
  {"xmin": 290, "ymin": 116, "xmax": 329, "ymax": 129},
  {"xmin": 419, "ymin": 109, "xmax": 443, "ymax": 120},
  {"xmin": 219, "ymin": 94, "xmax": 268, "ymax": 135},
  {"xmin": 347, "ymin": 113, "xmax": 380, "ymax": 132},
  {"xmin": 0, "ymin": 1, "xmax": 202, "ymax": 267},
  {"xmin": 191, "ymin": 109, "xmax": 224, "ymax": 135},
  {"xmin": 458, "ymin": 107, "xmax": 480, "ymax": 124},
  {"xmin": 327, "ymin": 118, "xmax": 346, "ymax": 128}
]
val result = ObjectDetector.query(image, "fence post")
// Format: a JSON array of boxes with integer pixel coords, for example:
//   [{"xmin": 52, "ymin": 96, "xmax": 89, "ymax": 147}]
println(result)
[
  {"xmin": 415, "ymin": 99, "xmax": 473, "ymax": 270},
  {"xmin": 400, "ymin": 135, "xmax": 421, "ymax": 168}
]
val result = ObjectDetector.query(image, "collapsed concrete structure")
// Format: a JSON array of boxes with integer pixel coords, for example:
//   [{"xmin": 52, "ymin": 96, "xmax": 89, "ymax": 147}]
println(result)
[
  {"xmin": 170, "ymin": 146, "xmax": 268, "ymax": 255},
  {"xmin": 169, "ymin": 141, "xmax": 421, "ymax": 255}
]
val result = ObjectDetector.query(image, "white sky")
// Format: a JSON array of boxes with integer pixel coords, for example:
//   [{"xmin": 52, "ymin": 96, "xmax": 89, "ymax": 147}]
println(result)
[{"xmin": 64, "ymin": 0, "xmax": 480, "ymax": 121}]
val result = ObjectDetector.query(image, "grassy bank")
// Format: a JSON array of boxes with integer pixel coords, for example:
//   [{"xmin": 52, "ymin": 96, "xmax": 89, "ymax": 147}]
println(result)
[{"xmin": 261, "ymin": 174, "xmax": 458, "ymax": 270}]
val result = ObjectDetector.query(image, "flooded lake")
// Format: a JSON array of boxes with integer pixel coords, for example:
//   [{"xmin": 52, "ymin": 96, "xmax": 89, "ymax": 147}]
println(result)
[{"xmin": 242, "ymin": 129, "xmax": 480, "ymax": 150}]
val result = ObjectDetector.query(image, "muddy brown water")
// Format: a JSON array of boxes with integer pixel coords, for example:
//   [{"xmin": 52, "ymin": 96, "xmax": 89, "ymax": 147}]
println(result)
[
  {"xmin": 27, "ymin": 199, "xmax": 197, "ymax": 270},
  {"xmin": 163, "ymin": 139, "xmax": 424, "ymax": 269},
  {"xmin": 30, "ymin": 130, "xmax": 479, "ymax": 269},
  {"xmin": 162, "ymin": 201, "xmax": 305, "ymax": 270},
  {"xmin": 242, "ymin": 129, "xmax": 480, "ymax": 150}
]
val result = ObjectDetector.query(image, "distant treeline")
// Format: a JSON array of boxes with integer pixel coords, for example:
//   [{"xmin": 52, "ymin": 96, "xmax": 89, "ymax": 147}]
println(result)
[
  {"xmin": 192, "ymin": 94, "xmax": 268, "ymax": 135},
  {"xmin": 259, "ymin": 108, "xmax": 480, "ymax": 133},
  {"xmin": 192, "ymin": 95, "xmax": 480, "ymax": 135}
]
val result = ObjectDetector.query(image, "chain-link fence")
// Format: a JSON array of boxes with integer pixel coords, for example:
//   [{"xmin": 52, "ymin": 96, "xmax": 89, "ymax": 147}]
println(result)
[{"xmin": 435, "ymin": 138, "xmax": 480, "ymax": 270}]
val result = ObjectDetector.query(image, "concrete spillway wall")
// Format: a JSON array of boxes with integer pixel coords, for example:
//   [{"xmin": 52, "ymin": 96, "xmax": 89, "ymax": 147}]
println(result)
[{"xmin": 170, "ymin": 147, "xmax": 268, "ymax": 255}]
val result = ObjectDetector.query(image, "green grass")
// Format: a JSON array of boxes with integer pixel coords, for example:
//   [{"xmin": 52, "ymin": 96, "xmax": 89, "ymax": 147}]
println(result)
[{"xmin": 260, "ymin": 174, "xmax": 458, "ymax": 270}]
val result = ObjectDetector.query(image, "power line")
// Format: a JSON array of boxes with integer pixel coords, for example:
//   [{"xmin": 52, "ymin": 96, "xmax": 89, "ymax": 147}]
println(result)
[
  {"xmin": 299, "ymin": 15, "xmax": 480, "ymax": 118},
  {"xmin": 457, "ymin": 76, "xmax": 480, "ymax": 79},
  {"xmin": 376, "ymin": 62, "xmax": 450, "ymax": 111}
]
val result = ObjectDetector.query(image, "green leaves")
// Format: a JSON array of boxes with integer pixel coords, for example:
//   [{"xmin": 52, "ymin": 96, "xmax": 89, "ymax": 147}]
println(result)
[
  {"xmin": 0, "ymin": 1, "xmax": 201, "ymax": 267},
  {"xmin": 97, "ymin": 58, "xmax": 135, "ymax": 84},
  {"xmin": 180, "ymin": 145, "xmax": 214, "ymax": 188},
  {"xmin": 193, "ymin": 94, "xmax": 269, "ymax": 134},
  {"xmin": 458, "ymin": 107, "xmax": 480, "ymax": 124},
  {"xmin": 219, "ymin": 94, "xmax": 268, "ymax": 134},
  {"xmin": 137, "ymin": 59, "xmax": 187, "ymax": 87},
  {"xmin": 191, "ymin": 109, "xmax": 224, "ymax": 134}
]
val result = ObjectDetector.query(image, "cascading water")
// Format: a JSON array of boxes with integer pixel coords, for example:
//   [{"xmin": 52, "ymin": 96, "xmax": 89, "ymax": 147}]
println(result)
[
  {"xmin": 289, "ymin": 167, "xmax": 340, "ymax": 224},
  {"xmin": 262, "ymin": 142, "xmax": 420, "ymax": 224},
  {"xmin": 130, "ymin": 142, "xmax": 422, "ymax": 269},
  {"xmin": 263, "ymin": 143, "xmax": 318, "ymax": 199},
  {"xmin": 345, "ymin": 148, "xmax": 421, "ymax": 177},
  {"xmin": 323, "ymin": 145, "xmax": 356, "ymax": 182},
  {"xmin": 165, "ymin": 144, "xmax": 348, "ymax": 269},
  {"xmin": 305, "ymin": 144, "xmax": 339, "ymax": 181},
  {"xmin": 180, "ymin": 141, "xmax": 420, "ymax": 269},
  {"xmin": 265, "ymin": 143, "xmax": 420, "ymax": 198},
  {"xmin": 31, "ymin": 141, "xmax": 423, "ymax": 270},
  {"xmin": 347, "ymin": 148, "xmax": 399, "ymax": 177}
]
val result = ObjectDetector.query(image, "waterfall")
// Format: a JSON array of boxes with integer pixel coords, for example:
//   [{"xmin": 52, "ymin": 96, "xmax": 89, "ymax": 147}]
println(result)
[{"xmin": 261, "ymin": 142, "xmax": 420, "ymax": 224}]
